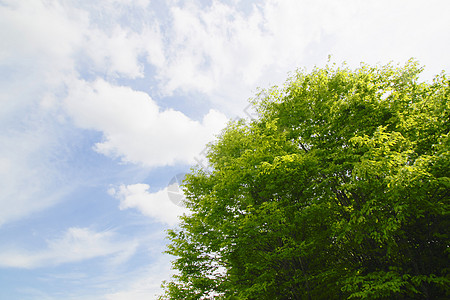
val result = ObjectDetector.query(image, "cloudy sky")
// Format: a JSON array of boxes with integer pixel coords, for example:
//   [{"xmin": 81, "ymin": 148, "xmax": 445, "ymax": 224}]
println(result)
[{"xmin": 1, "ymin": 0, "xmax": 449, "ymax": 298}]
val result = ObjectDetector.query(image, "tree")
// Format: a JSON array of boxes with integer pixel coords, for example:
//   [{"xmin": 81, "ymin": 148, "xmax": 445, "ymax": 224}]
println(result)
[{"xmin": 159, "ymin": 60, "xmax": 449, "ymax": 299}]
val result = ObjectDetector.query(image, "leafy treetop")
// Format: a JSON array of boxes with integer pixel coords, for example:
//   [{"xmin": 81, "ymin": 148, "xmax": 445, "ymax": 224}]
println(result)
[{"xmin": 160, "ymin": 60, "xmax": 449, "ymax": 299}]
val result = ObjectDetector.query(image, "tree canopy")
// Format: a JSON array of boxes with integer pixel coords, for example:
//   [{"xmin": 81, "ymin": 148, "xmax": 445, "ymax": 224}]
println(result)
[{"xmin": 159, "ymin": 60, "xmax": 449, "ymax": 299}]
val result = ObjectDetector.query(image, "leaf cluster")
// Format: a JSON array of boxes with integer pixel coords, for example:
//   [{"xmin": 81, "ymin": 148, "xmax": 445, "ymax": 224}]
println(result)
[{"xmin": 160, "ymin": 60, "xmax": 449, "ymax": 299}]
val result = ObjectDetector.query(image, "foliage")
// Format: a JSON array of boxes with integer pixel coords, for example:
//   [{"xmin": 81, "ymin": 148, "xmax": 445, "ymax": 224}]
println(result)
[{"xmin": 159, "ymin": 60, "xmax": 449, "ymax": 299}]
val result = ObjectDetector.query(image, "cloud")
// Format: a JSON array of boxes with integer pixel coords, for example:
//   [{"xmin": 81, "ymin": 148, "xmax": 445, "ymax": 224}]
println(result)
[
  {"xmin": 146, "ymin": 0, "xmax": 450, "ymax": 114},
  {"xmin": 0, "ymin": 1, "xmax": 88, "ymax": 226},
  {"xmin": 152, "ymin": 0, "xmax": 326, "ymax": 108},
  {"xmin": 82, "ymin": 26, "xmax": 145, "ymax": 78},
  {"xmin": 0, "ymin": 0, "xmax": 85, "ymax": 66},
  {"xmin": 103, "ymin": 253, "xmax": 173, "ymax": 300},
  {"xmin": 0, "ymin": 0, "xmax": 159, "ymax": 80},
  {"xmin": 0, "ymin": 227, "xmax": 137, "ymax": 269},
  {"xmin": 109, "ymin": 183, "xmax": 187, "ymax": 226},
  {"xmin": 64, "ymin": 78, "xmax": 228, "ymax": 167},
  {"xmin": 320, "ymin": 1, "xmax": 450, "ymax": 76},
  {"xmin": 0, "ymin": 101, "xmax": 77, "ymax": 226},
  {"xmin": 80, "ymin": 19, "xmax": 164, "ymax": 79},
  {"xmin": 0, "ymin": 0, "xmax": 89, "ymax": 103}
]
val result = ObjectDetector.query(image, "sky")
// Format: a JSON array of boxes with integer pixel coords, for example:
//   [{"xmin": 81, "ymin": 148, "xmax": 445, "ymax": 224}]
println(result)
[{"xmin": 0, "ymin": 0, "xmax": 449, "ymax": 299}]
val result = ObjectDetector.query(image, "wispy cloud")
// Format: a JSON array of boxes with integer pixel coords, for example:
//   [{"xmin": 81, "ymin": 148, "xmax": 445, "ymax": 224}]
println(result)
[
  {"xmin": 0, "ymin": 227, "xmax": 137, "ymax": 269},
  {"xmin": 0, "ymin": 113, "xmax": 74, "ymax": 226},
  {"xmin": 149, "ymin": 0, "xmax": 450, "ymax": 113},
  {"xmin": 0, "ymin": 0, "xmax": 87, "ymax": 226},
  {"xmin": 103, "ymin": 253, "xmax": 173, "ymax": 300}
]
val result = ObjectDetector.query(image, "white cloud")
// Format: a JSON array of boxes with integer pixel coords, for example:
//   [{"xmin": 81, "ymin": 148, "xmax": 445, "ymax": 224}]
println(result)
[
  {"xmin": 319, "ymin": 0, "xmax": 450, "ymax": 77},
  {"xmin": 0, "ymin": 0, "xmax": 85, "ymax": 66},
  {"xmin": 0, "ymin": 1, "xmax": 88, "ymax": 226},
  {"xmin": 147, "ymin": 0, "xmax": 450, "ymax": 114},
  {"xmin": 103, "ymin": 254, "xmax": 173, "ymax": 300},
  {"xmin": 83, "ymin": 26, "xmax": 145, "ymax": 78},
  {"xmin": 81, "ymin": 21, "xmax": 164, "ymax": 79},
  {"xmin": 64, "ymin": 78, "xmax": 228, "ymax": 167},
  {"xmin": 157, "ymin": 1, "xmax": 275, "ymax": 110},
  {"xmin": 64, "ymin": 0, "xmax": 163, "ymax": 79},
  {"xmin": 0, "ymin": 112, "xmax": 74, "ymax": 226},
  {"xmin": 109, "ymin": 183, "xmax": 187, "ymax": 226},
  {"xmin": 0, "ymin": 227, "xmax": 137, "ymax": 269},
  {"xmin": 152, "ymin": 0, "xmax": 323, "ymax": 110}
]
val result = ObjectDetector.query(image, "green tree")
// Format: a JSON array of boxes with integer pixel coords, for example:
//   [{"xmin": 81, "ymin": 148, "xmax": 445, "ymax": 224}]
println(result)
[{"xmin": 159, "ymin": 60, "xmax": 449, "ymax": 299}]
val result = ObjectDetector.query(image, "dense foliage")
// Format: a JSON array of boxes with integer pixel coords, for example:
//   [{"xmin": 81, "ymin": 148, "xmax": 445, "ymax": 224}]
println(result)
[{"xmin": 160, "ymin": 61, "xmax": 449, "ymax": 299}]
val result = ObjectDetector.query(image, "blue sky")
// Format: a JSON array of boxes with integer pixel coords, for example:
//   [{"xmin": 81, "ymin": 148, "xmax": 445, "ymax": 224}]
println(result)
[{"xmin": 1, "ymin": 0, "xmax": 449, "ymax": 299}]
